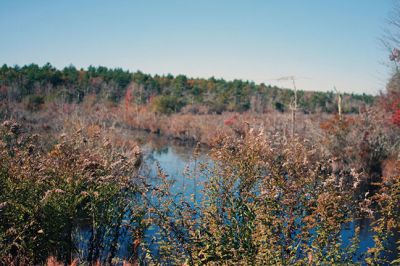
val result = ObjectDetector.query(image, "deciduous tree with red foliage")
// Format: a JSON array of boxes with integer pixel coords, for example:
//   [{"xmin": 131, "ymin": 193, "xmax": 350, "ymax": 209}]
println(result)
[{"xmin": 379, "ymin": 72, "xmax": 400, "ymax": 126}]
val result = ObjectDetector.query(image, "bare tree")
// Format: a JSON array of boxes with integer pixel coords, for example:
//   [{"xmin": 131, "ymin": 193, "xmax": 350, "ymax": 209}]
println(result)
[
  {"xmin": 276, "ymin": 76, "xmax": 298, "ymax": 137},
  {"xmin": 383, "ymin": 2, "xmax": 400, "ymax": 50},
  {"xmin": 334, "ymin": 86, "xmax": 342, "ymax": 120},
  {"xmin": 382, "ymin": 2, "xmax": 400, "ymax": 74}
]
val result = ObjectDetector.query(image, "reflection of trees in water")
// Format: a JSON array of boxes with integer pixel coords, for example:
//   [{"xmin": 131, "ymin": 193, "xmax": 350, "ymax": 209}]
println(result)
[
  {"xmin": 114, "ymin": 126, "xmax": 208, "ymax": 163},
  {"xmin": 133, "ymin": 132, "xmax": 208, "ymax": 162},
  {"xmin": 152, "ymin": 146, "xmax": 169, "ymax": 156}
]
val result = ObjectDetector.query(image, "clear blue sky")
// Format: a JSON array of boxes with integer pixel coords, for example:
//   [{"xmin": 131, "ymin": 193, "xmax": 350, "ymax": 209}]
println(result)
[{"xmin": 0, "ymin": 0, "xmax": 395, "ymax": 94}]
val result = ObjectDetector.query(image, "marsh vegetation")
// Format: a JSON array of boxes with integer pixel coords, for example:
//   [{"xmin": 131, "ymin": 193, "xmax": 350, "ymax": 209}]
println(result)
[{"xmin": 0, "ymin": 62, "xmax": 399, "ymax": 265}]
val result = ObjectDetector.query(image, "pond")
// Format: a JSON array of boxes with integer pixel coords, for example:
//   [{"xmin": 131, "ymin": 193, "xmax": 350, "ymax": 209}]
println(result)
[
  {"xmin": 75, "ymin": 130, "xmax": 394, "ymax": 263},
  {"xmin": 134, "ymin": 131, "xmax": 380, "ymax": 262}
]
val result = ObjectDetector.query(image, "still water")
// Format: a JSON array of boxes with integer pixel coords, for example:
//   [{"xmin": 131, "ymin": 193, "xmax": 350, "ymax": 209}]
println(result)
[
  {"xmin": 77, "ymin": 130, "xmax": 393, "ymax": 263},
  {"xmin": 134, "ymin": 132, "xmax": 379, "ymax": 262}
]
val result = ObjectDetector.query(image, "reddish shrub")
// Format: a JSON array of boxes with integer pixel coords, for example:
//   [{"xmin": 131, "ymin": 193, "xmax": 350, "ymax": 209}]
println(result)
[{"xmin": 223, "ymin": 115, "xmax": 237, "ymax": 126}]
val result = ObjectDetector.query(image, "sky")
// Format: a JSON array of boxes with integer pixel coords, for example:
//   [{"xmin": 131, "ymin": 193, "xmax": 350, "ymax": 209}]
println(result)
[{"xmin": 0, "ymin": 0, "xmax": 395, "ymax": 94}]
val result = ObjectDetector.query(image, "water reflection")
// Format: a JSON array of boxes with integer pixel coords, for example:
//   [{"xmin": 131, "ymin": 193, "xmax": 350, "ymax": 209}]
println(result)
[
  {"xmin": 76, "ymin": 129, "xmax": 396, "ymax": 263},
  {"xmin": 137, "ymin": 132, "xmax": 398, "ymax": 263}
]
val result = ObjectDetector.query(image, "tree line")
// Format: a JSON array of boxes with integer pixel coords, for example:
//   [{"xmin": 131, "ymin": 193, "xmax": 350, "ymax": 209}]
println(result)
[{"xmin": 0, "ymin": 63, "xmax": 374, "ymax": 114}]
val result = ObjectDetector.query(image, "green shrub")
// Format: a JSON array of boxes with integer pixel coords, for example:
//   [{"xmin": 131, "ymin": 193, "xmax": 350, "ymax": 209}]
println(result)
[
  {"xmin": 151, "ymin": 95, "xmax": 185, "ymax": 114},
  {"xmin": 25, "ymin": 95, "xmax": 45, "ymax": 111},
  {"xmin": 274, "ymin": 101, "xmax": 285, "ymax": 112}
]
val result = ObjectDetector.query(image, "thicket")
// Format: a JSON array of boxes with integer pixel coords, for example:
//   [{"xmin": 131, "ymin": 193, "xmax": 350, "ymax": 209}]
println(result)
[
  {"xmin": 147, "ymin": 115, "xmax": 400, "ymax": 265},
  {"xmin": 0, "ymin": 121, "xmax": 145, "ymax": 265},
  {"xmin": 1, "ymin": 101, "xmax": 399, "ymax": 264}
]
